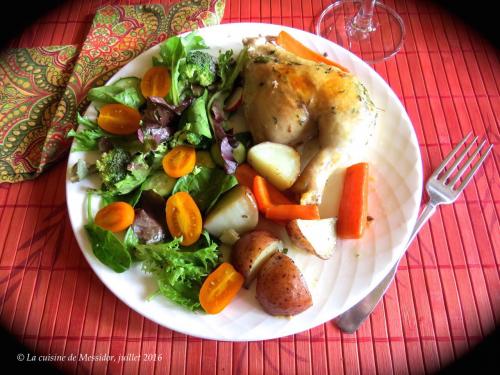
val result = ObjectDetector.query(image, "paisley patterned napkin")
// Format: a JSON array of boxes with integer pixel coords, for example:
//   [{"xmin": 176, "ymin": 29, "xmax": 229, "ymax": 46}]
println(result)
[{"xmin": 0, "ymin": 0, "xmax": 225, "ymax": 183}]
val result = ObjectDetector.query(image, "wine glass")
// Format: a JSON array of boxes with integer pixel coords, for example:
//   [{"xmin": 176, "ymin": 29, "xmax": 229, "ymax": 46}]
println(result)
[{"xmin": 316, "ymin": 0, "xmax": 405, "ymax": 63}]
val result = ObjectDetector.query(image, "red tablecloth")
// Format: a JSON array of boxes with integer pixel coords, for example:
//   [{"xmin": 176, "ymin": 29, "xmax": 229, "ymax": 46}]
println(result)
[{"xmin": 1, "ymin": 0, "xmax": 499, "ymax": 373}]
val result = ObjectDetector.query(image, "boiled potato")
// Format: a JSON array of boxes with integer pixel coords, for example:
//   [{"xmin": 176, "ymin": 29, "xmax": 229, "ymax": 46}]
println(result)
[
  {"xmin": 286, "ymin": 218, "xmax": 337, "ymax": 259},
  {"xmin": 231, "ymin": 230, "xmax": 282, "ymax": 288},
  {"xmin": 219, "ymin": 228, "xmax": 240, "ymax": 246},
  {"xmin": 247, "ymin": 142, "xmax": 300, "ymax": 190},
  {"xmin": 204, "ymin": 186, "xmax": 259, "ymax": 238},
  {"xmin": 256, "ymin": 252, "xmax": 312, "ymax": 316}
]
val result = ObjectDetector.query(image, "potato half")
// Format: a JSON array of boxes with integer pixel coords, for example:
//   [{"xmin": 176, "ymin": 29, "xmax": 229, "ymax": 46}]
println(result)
[
  {"xmin": 204, "ymin": 186, "xmax": 259, "ymax": 238},
  {"xmin": 231, "ymin": 230, "xmax": 282, "ymax": 288},
  {"xmin": 256, "ymin": 252, "xmax": 312, "ymax": 316},
  {"xmin": 286, "ymin": 218, "xmax": 337, "ymax": 259},
  {"xmin": 247, "ymin": 142, "xmax": 300, "ymax": 190}
]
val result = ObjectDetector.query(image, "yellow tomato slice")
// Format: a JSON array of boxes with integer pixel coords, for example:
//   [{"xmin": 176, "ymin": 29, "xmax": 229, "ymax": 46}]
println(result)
[
  {"xmin": 162, "ymin": 146, "xmax": 196, "ymax": 178},
  {"xmin": 166, "ymin": 192, "xmax": 202, "ymax": 246},
  {"xmin": 141, "ymin": 66, "xmax": 171, "ymax": 97},
  {"xmin": 94, "ymin": 202, "xmax": 135, "ymax": 232},
  {"xmin": 199, "ymin": 263, "xmax": 244, "ymax": 314},
  {"xmin": 97, "ymin": 104, "xmax": 141, "ymax": 135}
]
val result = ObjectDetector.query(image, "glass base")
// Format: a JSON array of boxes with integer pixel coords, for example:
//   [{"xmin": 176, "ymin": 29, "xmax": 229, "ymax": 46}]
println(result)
[{"xmin": 316, "ymin": 0, "xmax": 405, "ymax": 64}]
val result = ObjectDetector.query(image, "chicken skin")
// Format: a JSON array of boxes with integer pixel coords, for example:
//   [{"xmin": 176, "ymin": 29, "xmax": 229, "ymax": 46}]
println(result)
[{"xmin": 242, "ymin": 38, "xmax": 377, "ymax": 204}]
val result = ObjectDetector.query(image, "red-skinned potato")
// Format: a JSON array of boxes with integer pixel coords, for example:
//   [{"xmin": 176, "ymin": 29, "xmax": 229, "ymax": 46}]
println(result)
[
  {"xmin": 231, "ymin": 230, "xmax": 282, "ymax": 288},
  {"xmin": 256, "ymin": 252, "xmax": 312, "ymax": 316},
  {"xmin": 286, "ymin": 218, "xmax": 337, "ymax": 259}
]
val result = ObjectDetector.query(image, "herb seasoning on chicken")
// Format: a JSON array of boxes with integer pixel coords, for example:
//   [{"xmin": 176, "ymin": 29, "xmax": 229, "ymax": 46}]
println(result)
[{"xmin": 242, "ymin": 37, "xmax": 377, "ymax": 204}]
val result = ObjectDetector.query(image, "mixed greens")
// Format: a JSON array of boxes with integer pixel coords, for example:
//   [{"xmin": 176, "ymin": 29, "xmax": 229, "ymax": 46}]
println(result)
[
  {"xmin": 69, "ymin": 32, "xmax": 250, "ymax": 311},
  {"xmin": 136, "ymin": 232, "xmax": 220, "ymax": 310}
]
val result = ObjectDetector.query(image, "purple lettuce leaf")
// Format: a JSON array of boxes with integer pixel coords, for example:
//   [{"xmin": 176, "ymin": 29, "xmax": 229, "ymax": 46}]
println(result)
[
  {"xmin": 131, "ymin": 190, "xmax": 167, "ymax": 244},
  {"xmin": 138, "ymin": 97, "xmax": 193, "ymax": 148},
  {"xmin": 220, "ymin": 137, "xmax": 238, "ymax": 174},
  {"xmin": 208, "ymin": 92, "xmax": 241, "ymax": 174}
]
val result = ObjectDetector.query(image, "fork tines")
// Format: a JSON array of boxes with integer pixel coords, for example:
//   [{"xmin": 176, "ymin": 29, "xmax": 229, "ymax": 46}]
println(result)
[{"xmin": 431, "ymin": 132, "xmax": 493, "ymax": 192}]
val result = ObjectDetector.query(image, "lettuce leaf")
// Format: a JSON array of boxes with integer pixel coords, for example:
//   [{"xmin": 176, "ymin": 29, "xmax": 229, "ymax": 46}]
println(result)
[
  {"xmin": 216, "ymin": 47, "xmax": 248, "ymax": 92},
  {"xmin": 206, "ymin": 48, "xmax": 249, "ymax": 173},
  {"xmin": 157, "ymin": 33, "xmax": 208, "ymax": 105},
  {"xmin": 169, "ymin": 90, "xmax": 212, "ymax": 148},
  {"xmin": 113, "ymin": 153, "xmax": 151, "ymax": 195},
  {"xmin": 138, "ymin": 97, "xmax": 177, "ymax": 148},
  {"xmin": 85, "ymin": 223, "xmax": 132, "ymax": 273},
  {"xmin": 67, "ymin": 114, "xmax": 107, "ymax": 151},
  {"xmin": 135, "ymin": 231, "xmax": 220, "ymax": 311},
  {"xmin": 178, "ymin": 90, "xmax": 211, "ymax": 139},
  {"xmin": 84, "ymin": 192, "xmax": 131, "ymax": 273},
  {"xmin": 87, "ymin": 77, "xmax": 145, "ymax": 109},
  {"xmin": 172, "ymin": 165, "xmax": 238, "ymax": 213}
]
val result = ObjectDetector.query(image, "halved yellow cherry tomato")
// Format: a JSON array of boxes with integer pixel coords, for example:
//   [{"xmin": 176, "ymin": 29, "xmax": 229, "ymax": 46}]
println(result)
[
  {"xmin": 94, "ymin": 202, "xmax": 135, "ymax": 232},
  {"xmin": 166, "ymin": 192, "xmax": 202, "ymax": 246},
  {"xmin": 199, "ymin": 262, "xmax": 244, "ymax": 314},
  {"xmin": 97, "ymin": 103, "xmax": 141, "ymax": 135},
  {"xmin": 141, "ymin": 66, "xmax": 171, "ymax": 97},
  {"xmin": 162, "ymin": 146, "xmax": 196, "ymax": 178}
]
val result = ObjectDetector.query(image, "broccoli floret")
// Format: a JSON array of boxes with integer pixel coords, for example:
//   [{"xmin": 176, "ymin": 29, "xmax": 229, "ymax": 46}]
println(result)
[
  {"xmin": 181, "ymin": 51, "xmax": 216, "ymax": 87},
  {"xmin": 95, "ymin": 148, "xmax": 131, "ymax": 188}
]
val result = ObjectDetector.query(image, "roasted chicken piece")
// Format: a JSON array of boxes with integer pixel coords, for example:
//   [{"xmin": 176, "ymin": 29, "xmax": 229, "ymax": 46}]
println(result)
[{"xmin": 242, "ymin": 37, "xmax": 377, "ymax": 204}]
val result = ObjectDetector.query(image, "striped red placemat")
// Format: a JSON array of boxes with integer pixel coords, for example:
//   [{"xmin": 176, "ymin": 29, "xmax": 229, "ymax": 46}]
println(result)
[{"xmin": 1, "ymin": 0, "xmax": 498, "ymax": 373}]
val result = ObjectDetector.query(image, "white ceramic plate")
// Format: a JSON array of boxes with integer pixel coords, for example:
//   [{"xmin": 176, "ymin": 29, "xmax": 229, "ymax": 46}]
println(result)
[{"xmin": 66, "ymin": 23, "xmax": 422, "ymax": 341}]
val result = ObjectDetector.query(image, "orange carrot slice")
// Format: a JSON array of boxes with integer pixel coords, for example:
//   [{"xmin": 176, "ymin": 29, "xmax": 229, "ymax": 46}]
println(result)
[
  {"xmin": 235, "ymin": 163, "xmax": 258, "ymax": 189},
  {"xmin": 276, "ymin": 30, "xmax": 349, "ymax": 72},
  {"xmin": 253, "ymin": 175, "xmax": 295, "ymax": 214},
  {"xmin": 265, "ymin": 204, "xmax": 320, "ymax": 221},
  {"xmin": 337, "ymin": 163, "xmax": 369, "ymax": 239}
]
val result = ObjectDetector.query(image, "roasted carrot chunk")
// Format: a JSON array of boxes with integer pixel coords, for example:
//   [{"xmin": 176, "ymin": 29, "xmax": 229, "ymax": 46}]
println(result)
[{"xmin": 337, "ymin": 163, "xmax": 369, "ymax": 239}]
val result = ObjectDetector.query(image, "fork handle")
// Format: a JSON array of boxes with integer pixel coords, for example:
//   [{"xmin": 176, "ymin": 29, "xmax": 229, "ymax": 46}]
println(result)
[
  {"xmin": 334, "ymin": 202, "xmax": 437, "ymax": 333},
  {"xmin": 406, "ymin": 202, "xmax": 437, "ymax": 246}
]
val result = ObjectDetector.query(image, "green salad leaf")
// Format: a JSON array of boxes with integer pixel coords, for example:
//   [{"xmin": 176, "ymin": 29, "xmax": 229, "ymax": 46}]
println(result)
[
  {"xmin": 179, "ymin": 90, "xmax": 212, "ymax": 139},
  {"xmin": 124, "ymin": 227, "xmax": 140, "ymax": 256},
  {"xmin": 84, "ymin": 192, "xmax": 131, "ymax": 273},
  {"xmin": 113, "ymin": 153, "xmax": 151, "ymax": 195},
  {"xmin": 87, "ymin": 77, "xmax": 145, "ymax": 109},
  {"xmin": 85, "ymin": 224, "xmax": 132, "ymax": 273},
  {"xmin": 217, "ymin": 47, "xmax": 248, "ymax": 92},
  {"xmin": 151, "ymin": 143, "xmax": 169, "ymax": 170},
  {"xmin": 158, "ymin": 33, "xmax": 208, "ymax": 105},
  {"xmin": 172, "ymin": 165, "xmax": 238, "ymax": 213},
  {"xmin": 135, "ymin": 231, "xmax": 220, "ymax": 310},
  {"xmin": 207, "ymin": 47, "xmax": 249, "ymax": 143},
  {"xmin": 169, "ymin": 90, "xmax": 212, "ymax": 148},
  {"xmin": 141, "ymin": 171, "xmax": 176, "ymax": 197},
  {"xmin": 99, "ymin": 183, "xmax": 144, "ymax": 207},
  {"xmin": 70, "ymin": 159, "xmax": 96, "ymax": 182},
  {"xmin": 67, "ymin": 114, "xmax": 107, "ymax": 151},
  {"xmin": 95, "ymin": 141, "xmax": 169, "ymax": 206}
]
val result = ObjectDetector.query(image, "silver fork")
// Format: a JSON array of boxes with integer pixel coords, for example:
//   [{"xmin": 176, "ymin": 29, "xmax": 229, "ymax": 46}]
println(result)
[{"xmin": 334, "ymin": 132, "xmax": 493, "ymax": 333}]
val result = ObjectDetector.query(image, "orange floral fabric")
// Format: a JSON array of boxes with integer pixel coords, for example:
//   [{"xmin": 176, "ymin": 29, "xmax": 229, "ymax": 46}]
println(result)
[{"xmin": 0, "ymin": 1, "xmax": 225, "ymax": 182}]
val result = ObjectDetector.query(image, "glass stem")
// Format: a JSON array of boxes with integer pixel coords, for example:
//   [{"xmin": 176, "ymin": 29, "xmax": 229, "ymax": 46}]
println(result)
[{"xmin": 348, "ymin": 0, "xmax": 377, "ymax": 37}]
